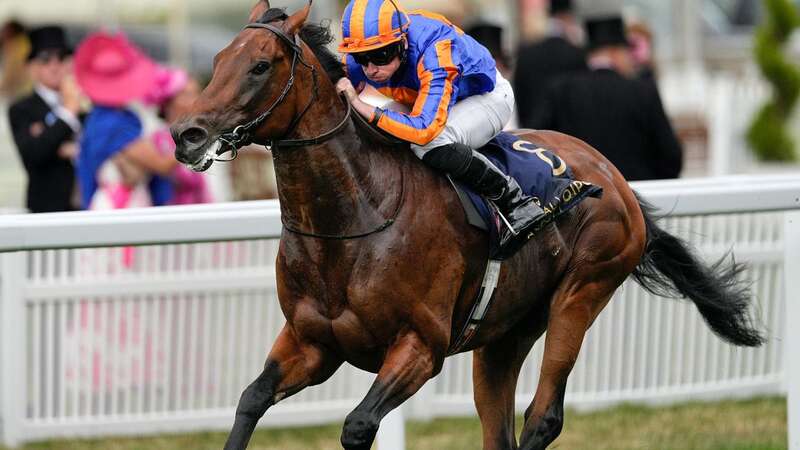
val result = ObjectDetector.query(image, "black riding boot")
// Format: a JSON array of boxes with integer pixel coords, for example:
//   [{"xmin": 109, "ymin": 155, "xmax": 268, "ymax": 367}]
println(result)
[{"xmin": 423, "ymin": 143, "xmax": 551, "ymax": 257}]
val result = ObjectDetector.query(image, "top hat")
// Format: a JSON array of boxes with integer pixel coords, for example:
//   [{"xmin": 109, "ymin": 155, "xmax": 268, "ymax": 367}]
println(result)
[
  {"xmin": 27, "ymin": 25, "xmax": 72, "ymax": 61},
  {"xmin": 549, "ymin": 0, "xmax": 574, "ymax": 15},
  {"xmin": 464, "ymin": 22, "xmax": 508, "ymax": 66},
  {"xmin": 74, "ymin": 32, "xmax": 157, "ymax": 107},
  {"xmin": 585, "ymin": 16, "xmax": 630, "ymax": 51}
]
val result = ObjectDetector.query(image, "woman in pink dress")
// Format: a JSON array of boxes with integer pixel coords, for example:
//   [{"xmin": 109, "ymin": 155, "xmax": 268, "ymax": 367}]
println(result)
[
  {"xmin": 145, "ymin": 66, "xmax": 212, "ymax": 205},
  {"xmin": 70, "ymin": 33, "xmax": 174, "ymax": 397}
]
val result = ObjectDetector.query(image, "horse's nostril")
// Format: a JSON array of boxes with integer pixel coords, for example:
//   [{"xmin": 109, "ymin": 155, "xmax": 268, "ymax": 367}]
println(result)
[{"xmin": 180, "ymin": 127, "xmax": 209, "ymax": 146}]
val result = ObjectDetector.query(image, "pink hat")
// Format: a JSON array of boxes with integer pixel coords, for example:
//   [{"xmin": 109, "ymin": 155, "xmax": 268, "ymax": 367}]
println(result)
[
  {"xmin": 74, "ymin": 32, "xmax": 156, "ymax": 107},
  {"xmin": 144, "ymin": 65, "xmax": 189, "ymax": 106}
]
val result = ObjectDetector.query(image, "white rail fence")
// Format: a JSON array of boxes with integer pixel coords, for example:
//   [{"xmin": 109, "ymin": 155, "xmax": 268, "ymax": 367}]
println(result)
[
  {"xmin": 704, "ymin": 72, "xmax": 800, "ymax": 177},
  {"xmin": 706, "ymin": 73, "xmax": 769, "ymax": 177},
  {"xmin": 0, "ymin": 175, "xmax": 798, "ymax": 448}
]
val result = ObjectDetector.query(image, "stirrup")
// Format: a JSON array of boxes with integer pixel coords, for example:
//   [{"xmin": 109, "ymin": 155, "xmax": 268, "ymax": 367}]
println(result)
[
  {"xmin": 494, "ymin": 207, "xmax": 520, "ymax": 236},
  {"xmin": 497, "ymin": 218, "xmax": 548, "ymax": 259}
]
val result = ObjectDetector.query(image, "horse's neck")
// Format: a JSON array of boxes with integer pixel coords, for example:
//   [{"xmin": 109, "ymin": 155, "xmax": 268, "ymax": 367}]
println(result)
[{"xmin": 273, "ymin": 87, "xmax": 404, "ymax": 237}]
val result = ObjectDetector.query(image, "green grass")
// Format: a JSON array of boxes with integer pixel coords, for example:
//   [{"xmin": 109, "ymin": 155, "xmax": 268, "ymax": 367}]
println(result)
[{"xmin": 16, "ymin": 397, "xmax": 787, "ymax": 450}]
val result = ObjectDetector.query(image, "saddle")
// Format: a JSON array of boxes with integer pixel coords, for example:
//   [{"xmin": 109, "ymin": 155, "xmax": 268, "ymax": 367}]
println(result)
[
  {"xmin": 351, "ymin": 105, "xmax": 602, "ymax": 260},
  {"xmin": 452, "ymin": 132, "xmax": 603, "ymax": 260},
  {"xmin": 445, "ymin": 133, "xmax": 602, "ymax": 354},
  {"xmin": 352, "ymin": 111, "xmax": 603, "ymax": 353}
]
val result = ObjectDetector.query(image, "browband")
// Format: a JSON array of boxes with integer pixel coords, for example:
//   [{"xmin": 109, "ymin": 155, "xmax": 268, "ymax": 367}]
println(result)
[{"xmin": 244, "ymin": 23, "xmax": 303, "ymax": 55}]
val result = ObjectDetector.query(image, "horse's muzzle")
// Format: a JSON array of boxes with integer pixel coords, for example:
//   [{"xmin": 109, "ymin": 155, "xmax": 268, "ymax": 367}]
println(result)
[{"xmin": 171, "ymin": 121, "xmax": 211, "ymax": 166}]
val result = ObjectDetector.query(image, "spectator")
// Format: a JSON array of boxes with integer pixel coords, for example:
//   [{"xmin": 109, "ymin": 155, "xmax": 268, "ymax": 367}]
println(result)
[
  {"xmin": 0, "ymin": 19, "xmax": 32, "ymax": 100},
  {"xmin": 529, "ymin": 15, "xmax": 683, "ymax": 181},
  {"xmin": 513, "ymin": 0, "xmax": 587, "ymax": 128},
  {"xmin": 8, "ymin": 25, "xmax": 82, "ymax": 213},
  {"xmin": 465, "ymin": 22, "xmax": 511, "ymax": 77},
  {"xmin": 74, "ymin": 32, "xmax": 177, "ymax": 211},
  {"xmin": 465, "ymin": 22, "xmax": 518, "ymax": 130},
  {"xmin": 145, "ymin": 65, "xmax": 212, "ymax": 205},
  {"xmin": 627, "ymin": 21, "xmax": 656, "ymax": 82}
]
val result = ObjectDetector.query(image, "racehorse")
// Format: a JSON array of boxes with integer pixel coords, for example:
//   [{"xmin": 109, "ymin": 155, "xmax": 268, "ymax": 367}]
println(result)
[{"xmin": 171, "ymin": 2, "xmax": 764, "ymax": 449}]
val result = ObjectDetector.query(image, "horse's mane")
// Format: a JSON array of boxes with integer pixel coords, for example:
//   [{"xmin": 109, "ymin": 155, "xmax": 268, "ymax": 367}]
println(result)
[
  {"xmin": 257, "ymin": 8, "xmax": 402, "ymax": 147},
  {"xmin": 257, "ymin": 8, "xmax": 346, "ymax": 82}
]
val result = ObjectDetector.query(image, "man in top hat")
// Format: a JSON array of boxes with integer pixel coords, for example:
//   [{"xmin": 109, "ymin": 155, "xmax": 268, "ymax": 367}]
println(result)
[
  {"xmin": 464, "ymin": 22, "xmax": 519, "ymax": 129},
  {"xmin": 8, "ymin": 25, "xmax": 83, "ymax": 212},
  {"xmin": 528, "ymin": 15, "xmax": 683, "ymax": 181},
  {"xmin": 513, "ymin": 0, "xmax": 587, "ymax": 128},
  {"xmin": 465, "ymin": 22, "xmax": 511, "ymax": 76}
]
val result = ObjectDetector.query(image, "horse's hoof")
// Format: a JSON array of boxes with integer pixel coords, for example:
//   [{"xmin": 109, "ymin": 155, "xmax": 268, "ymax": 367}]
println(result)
[{"xmin": 341, "ymin": 411, "xmax": 379, "ymax": 450}]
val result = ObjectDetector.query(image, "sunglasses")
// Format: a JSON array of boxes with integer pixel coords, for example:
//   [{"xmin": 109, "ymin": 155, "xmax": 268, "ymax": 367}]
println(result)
[{"xmin": 352, "ymin": 42, "xmax": 403, "ymax": 66}]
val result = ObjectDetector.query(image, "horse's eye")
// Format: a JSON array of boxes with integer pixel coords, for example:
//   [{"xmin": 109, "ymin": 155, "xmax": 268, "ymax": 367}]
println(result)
[{"xmin": 251, "ymin": 61, "xmax": 270, "ymax": 76}]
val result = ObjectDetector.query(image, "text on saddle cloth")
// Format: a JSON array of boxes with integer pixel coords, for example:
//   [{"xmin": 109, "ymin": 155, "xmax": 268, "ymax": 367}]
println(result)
[{"xmin": 454, "ymin": 132, "xmax": 603, "ymax": 258}]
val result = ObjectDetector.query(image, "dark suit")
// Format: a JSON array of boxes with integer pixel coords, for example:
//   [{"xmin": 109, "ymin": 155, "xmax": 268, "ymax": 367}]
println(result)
[
  {"xmin": 8, "ymin": 92, "xmax": 77, "ymax": 212},
  {"xmin": 529, "ymin": 68, "xmax": 683, "ymax": 181},
  {"xmin": 513, "ymin": 36, "xmax": 587, "ymax": 128}
]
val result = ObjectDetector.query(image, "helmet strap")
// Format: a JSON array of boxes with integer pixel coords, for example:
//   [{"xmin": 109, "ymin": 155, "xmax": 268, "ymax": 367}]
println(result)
[
  {"xmin": 398, "ymin": 36, "xmax": 408, "ymax": 67},
  {"xmin": 387, "ymin": 0, "xmax": 408, "ymax": 67}
]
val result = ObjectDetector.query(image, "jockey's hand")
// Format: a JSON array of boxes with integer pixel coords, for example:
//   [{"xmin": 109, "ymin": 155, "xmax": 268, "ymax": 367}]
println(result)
[
  {"xmin": 336, "ymin": 78, "xmax": 375, "ymax": 122},
  {"xmin": 336, "ymin": 78, "xmax": 361, "ymax": 103}
]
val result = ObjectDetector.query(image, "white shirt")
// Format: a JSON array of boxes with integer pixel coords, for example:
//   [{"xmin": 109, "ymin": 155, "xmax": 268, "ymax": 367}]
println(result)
[
  {"xmin": 588, "ymin": 54, "xmax": 616, "ymax": 71},
  {"xmin": 34, "ymin": 84, "xmax": 82, "ymax": 134}
]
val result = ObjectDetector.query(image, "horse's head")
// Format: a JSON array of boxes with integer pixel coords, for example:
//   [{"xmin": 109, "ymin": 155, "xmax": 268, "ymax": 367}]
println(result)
[{"xmin": 171, "ymin": 1, "xmax": 314, "ymax": 171}]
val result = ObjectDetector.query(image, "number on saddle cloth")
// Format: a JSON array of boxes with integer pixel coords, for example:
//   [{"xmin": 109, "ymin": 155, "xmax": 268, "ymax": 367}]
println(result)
[{"xmin": 454, "ymin": 132, "xmax": 603, "ymax": 259}]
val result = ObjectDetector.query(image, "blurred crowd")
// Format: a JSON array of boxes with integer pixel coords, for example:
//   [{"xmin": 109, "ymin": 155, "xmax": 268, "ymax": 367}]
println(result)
[
  {"xmin": 0, "ymin": 0, "xmax": 683, "ymax": 214},
  {"xmin": 1, "ymin": 21, "xmax": 213, "ymax": 213},
  {"xmin": 466, "ymin": 0, "xmax": 682, "ymax": 182}
]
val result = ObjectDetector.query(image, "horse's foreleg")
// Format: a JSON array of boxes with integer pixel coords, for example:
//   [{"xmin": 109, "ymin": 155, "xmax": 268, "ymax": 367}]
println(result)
[
  {"xmin": 518, "ymin": 289, "xmax": 613, "ymax": 450},
  {"xmin": 224, "ymin": 325, "xmax": 342, "ymax": 450},
  {"xmin": 340, "ymin": 330, "xmax": 436, "ymax": 450},
  {"xmin": 473, "ymin": 323, "xmax": 545, "ymax": 450}
]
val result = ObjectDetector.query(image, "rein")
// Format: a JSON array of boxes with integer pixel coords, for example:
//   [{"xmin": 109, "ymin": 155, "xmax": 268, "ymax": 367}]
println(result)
[
  {"xmin": 216, "ymin": 22, "xmax": 352, "ymax": 160},
  {"xmin": 282, "ymin": 169, "xmax": 405, "ymax": 240}
]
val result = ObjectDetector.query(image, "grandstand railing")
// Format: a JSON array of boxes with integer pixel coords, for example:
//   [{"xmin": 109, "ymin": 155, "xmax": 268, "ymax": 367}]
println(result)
[{"xmin": 0, "ymin": 175, "xmax": 798, "ymax": 448}]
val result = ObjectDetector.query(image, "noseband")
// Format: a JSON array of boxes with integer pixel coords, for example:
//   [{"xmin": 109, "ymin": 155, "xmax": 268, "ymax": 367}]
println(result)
[{"xmin": 216, "ymin": 22, "xmax": 352, "ymax": 160}]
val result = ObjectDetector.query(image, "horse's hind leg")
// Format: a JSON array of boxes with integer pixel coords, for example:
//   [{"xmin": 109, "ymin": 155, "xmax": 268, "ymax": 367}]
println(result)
[
  {"xmin": 518, "ymin": 285, "xmax": 617, "ymax": 450},
  {"xmin": 224, "ymin": 324, "xmax": 342, "ymax": 450},
  {"xmin": 340, "ymin": 330, "xmax": 437, "ymax": 450},
  {"xmin": 473, "ymin": 322, "xmax": 547, "ymax": 450}
]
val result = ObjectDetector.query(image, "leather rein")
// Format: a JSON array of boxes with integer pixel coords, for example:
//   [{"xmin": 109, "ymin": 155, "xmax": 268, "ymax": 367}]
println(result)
[{"xmin": 215, "ymin": 22, "xmax": 352, "ymax": 160}]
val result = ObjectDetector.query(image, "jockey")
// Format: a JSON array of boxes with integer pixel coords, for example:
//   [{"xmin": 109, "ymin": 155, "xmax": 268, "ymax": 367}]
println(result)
[{"xmin": 335, "ymin": 0, "xmax": 549, "ymax": 252}]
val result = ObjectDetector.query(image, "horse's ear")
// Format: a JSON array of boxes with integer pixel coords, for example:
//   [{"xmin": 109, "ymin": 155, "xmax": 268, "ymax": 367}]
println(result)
[
  {"xmin": 283, "ymin": 1, "xmax": 312, "ymax": 36},
  {"xmin": 247, "ymin": 0, "xmax": 271, "ymax": 23}
]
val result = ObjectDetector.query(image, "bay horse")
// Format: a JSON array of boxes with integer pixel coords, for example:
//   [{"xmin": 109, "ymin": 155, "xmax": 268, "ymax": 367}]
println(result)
[{"xmin": 171, "ymin": 2, "xmax": 764, "ymax": 449}]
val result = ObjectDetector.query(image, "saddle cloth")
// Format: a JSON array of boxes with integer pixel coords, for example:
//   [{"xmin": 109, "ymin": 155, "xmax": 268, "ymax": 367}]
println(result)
[{"xmin": 451, "ymin": 132, "xmax": 603, "ymax": 259}]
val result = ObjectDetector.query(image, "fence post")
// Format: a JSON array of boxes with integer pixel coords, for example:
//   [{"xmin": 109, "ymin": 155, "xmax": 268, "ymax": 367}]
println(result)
[
  {"xmin": 377, "ymin": 406, "xmax": 405, "ymax": 450},
  {"xmin": 708, "ymin": 75, "xmax": 734, "ymax": 177},
  {"xmin": 1, "ymin": 252, "xmax": 26, "ymax": 447},
  {"xmin": 786, "ymin": 211, "xmax": 800, "ymax": 450}
]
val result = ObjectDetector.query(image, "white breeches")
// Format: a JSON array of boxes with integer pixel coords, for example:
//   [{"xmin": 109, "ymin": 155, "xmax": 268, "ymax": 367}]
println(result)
[{"xmin": 411, "ymin": 70, "xmax": 515, "ymax": 159}]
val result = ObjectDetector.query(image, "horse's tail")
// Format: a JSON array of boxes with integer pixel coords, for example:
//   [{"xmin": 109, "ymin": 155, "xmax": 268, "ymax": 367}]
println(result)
[{"xmin": 631, "ymin": 194, "xmax": 764, "ymax": 347}]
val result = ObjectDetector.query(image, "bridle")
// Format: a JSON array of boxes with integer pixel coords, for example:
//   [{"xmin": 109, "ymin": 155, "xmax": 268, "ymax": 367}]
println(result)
[
  {"xmin": 215, "ymin": 19, "xmax": 404, "ymax": 241},
  {"xmin": 215, "ymin": 21, "xmax": 352, "ymax": 161}
]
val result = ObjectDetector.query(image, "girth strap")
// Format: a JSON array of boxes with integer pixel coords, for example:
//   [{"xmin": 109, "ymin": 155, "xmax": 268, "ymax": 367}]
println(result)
[{"xmin": 448, "ymin": 259, "xmax": 503, "ymax": 355}]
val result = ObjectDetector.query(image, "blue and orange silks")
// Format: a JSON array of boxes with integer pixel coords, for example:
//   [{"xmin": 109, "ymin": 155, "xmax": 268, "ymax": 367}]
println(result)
[{"xmin": 340, "ymin": 1, "xmax": 497, "ymax": 146}]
